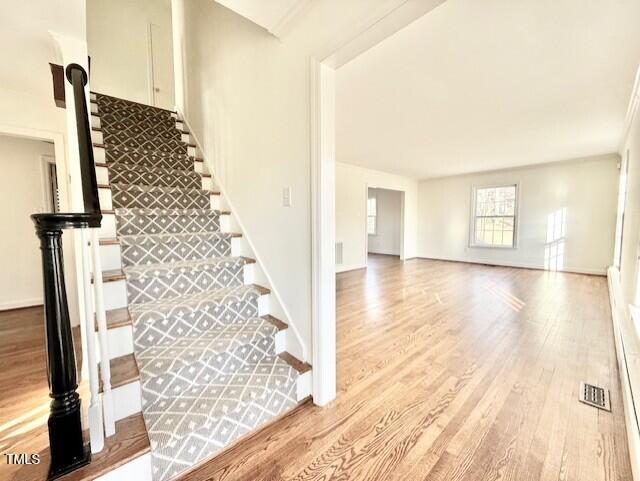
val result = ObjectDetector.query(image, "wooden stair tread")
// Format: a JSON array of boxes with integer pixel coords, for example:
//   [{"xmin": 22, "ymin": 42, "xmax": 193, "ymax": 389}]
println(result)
[
  {"xmin": 262, "ymin": 314, "xmax": 287, "ymax": 331},
  {"xmin": 241, "ymin": 256, "xmax": 256, "ymax": 265},
  {"xmin": 98, "ymin": 183, "xmax": 110, "ymax": 189},
  {"xmin": 278, "ymin": 352, "xmax": 312, "ymax": 374},
  {"xmin": 96, "ymin": 162, "xmax": 108, "ymax": 168},
  {"xmin": 102, "ymin": 209, "xmax": 115, "ymax": 214},
  {"xmin": 100, "ymin": 354, "xmax": 139, "ymax": 392},
  {"xmin": 251, "ymin": 283, "xmax": 270, "ymax": 296},
  {"xmin": 95, "ymin": 307, "xmax": 132, "ymax": 331},
  {"xmin": 102, "ymin": 269, "xmax": 126, "ymax": 283},
  {"xmin": 14, "ymin": 413, "xmax": 150, "ymax": 481}
]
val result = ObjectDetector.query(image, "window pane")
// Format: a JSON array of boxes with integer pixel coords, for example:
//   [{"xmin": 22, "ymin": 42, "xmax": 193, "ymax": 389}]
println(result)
[
  {"xmin": 367, "ymin": 216, "xmax": 376, "ymax": 234},
  {"xmin": 473, "ymin": 185, "xmax": 516, "ymax": 247},
  {"xmin": 367, "ymin": 198, "xmax": 376, "ymax": 216}
]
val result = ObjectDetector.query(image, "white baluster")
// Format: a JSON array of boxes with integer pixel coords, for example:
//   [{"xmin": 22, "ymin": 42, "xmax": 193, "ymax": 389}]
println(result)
[
  {"xmin": 80, "ymin": 228, "xmax": 105, "ymax": 453},
  {"xmin": 91, "ymin": 228, "xmax": 116, "ymax": 436}
]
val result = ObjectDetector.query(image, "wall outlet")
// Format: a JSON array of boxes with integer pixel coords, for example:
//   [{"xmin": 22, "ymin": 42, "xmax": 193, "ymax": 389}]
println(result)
[{"xmin": 282, "ymin": 187, "xmax": 291, "ymax": 207}]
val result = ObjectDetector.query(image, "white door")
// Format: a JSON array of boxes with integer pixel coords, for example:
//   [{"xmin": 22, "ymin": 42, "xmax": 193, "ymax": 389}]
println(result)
[{"xmin": 149, "ymin": 23, "xmax": 175, "ymax": 111}]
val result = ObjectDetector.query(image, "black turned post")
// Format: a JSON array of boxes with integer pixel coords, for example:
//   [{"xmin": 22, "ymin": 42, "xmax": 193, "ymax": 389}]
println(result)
[
  {"xmin": 33, "ymin": 61, "xmax": 102, "ymax": 478},
  {"xmin": 32, "ymin": 214, "xmax": 92, "ymax": 479}
]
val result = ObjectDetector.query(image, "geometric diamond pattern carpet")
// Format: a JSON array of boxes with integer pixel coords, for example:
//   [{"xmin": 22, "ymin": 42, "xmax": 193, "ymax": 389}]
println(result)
[{"xmin": 96, "ymin": 94, "xmax": 299, "ymax": 481}]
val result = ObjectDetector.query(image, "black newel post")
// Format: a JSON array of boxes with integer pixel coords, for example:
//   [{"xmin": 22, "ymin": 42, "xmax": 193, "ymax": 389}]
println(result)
[
  {"xmin": 33, "ymin": 62, "xmax": 101, "ymax": 480},
  {"xmin": 32, "ymin": 215, "xmax": 91, "ymax": 479}
]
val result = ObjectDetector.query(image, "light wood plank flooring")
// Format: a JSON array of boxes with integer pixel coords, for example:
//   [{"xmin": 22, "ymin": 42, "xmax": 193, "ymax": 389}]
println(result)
[
  {"xmin": 181, "ymin": 255, "xmax": 631, "ymax": 480},
  {"xmin": 1, "ymin": 257, "xmax": 632, "ymax": 480}
]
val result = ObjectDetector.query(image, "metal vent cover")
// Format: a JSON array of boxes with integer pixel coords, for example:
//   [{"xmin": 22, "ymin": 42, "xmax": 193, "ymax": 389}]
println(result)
[{"xmin": 579, "ymin": 382, "xmax": 611, "ymax": 412}]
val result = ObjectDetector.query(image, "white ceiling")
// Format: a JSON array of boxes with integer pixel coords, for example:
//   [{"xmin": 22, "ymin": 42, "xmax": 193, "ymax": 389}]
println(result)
[{"xmin": 336, "ymin": 0, "xmax": 640, "ymax": 179}]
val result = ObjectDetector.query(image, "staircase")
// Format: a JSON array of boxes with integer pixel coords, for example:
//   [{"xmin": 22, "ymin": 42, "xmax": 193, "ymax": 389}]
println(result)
[{"xmin": 87, "ymin": 93, "xmax": 311, "ymax": 481}]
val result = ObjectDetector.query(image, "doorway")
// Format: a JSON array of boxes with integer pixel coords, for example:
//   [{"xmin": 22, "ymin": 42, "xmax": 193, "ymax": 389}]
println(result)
[
  {"xmin": 0, "ymin": 135, "xmax": 58, "ymax": 310},
  {"xmin": 149, "ymin": 22, "xmax": 176, "ymax": 110},
  {"xmin": 366, "ymin": 187, "xmax": 404, "ymax": 260}
]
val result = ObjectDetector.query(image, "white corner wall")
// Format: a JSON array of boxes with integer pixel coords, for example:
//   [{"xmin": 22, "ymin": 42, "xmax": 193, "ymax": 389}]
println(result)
[
  {"xmin": 87, "ymin": 0, "xmax": 174, "ymax": 106},
  {"xmin": 368, "ymin": 188, "xmax": 402, "ymax": 256},
  {"xmin": 417, "ymin": 154, "xmax": 619, "ymax": 275},
  {"xmin": 336, "ymin": 162, "xmax": 418, "ymax": 272},
  {"xmin": 0, "ymin": 135, "xmax": 55, "ymax": 310},
  {"xmin": 619, "ymin": 84, "xmax": 640, "ymax": 304}
]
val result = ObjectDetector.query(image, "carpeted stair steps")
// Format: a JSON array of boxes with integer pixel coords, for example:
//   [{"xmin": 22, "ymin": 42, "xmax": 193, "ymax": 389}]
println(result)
[{"xmin": 91, "ymin": 93, "xmax": 309, "ymax": 481}]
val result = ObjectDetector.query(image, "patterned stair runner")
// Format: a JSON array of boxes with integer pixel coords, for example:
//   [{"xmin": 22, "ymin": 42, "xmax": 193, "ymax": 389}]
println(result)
[{"xmin": 96, "ymin": 94, "xmax": 300, "ymax": 481}]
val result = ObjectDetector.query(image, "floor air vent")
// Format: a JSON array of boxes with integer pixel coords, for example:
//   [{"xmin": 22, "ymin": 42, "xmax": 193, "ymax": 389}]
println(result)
[{"xmin": 579, "ymin": 382, "xmax": 611, "ymax": 411}]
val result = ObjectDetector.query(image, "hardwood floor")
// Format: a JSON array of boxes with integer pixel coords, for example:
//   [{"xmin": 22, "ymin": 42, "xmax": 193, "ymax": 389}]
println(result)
[
  {"xmin": 0, "ymin": 257, "xmax": 632, "ymax": 480},
  {"xmin": 181, "ymin": 255, "xmax": 631, "ymax": 481},
  {"xmin": 0, "ymin": 306, "xmax": 84, "ymax": 481},
  {"xmin": 0, "ymin": 306, "xmax": 50, "ymax": 481}
]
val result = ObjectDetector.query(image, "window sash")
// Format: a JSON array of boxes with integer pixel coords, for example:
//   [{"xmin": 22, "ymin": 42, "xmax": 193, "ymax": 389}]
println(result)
[{"xmin": 471, "ymin": 185, "xmax": 517, "ymax": 248}]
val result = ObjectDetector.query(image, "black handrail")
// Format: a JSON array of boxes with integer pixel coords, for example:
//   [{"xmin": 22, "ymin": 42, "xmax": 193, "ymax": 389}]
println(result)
[
  {"xmin": 66, "ymin": 63, "xmax": 102, "ymax": 221},
  {"xmin": 31, "ymin": 63, "xmax": 102, "ymax": 479}
]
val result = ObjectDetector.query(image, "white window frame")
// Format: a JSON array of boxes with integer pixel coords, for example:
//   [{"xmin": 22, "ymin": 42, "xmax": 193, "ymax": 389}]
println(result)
[
  {"xmin": 469, "ymin": 183, "xmax": 519, "ymax": 249},
  {"xmin": 367, "ymin": 195, "xmax": 377, "ymax": 236}
]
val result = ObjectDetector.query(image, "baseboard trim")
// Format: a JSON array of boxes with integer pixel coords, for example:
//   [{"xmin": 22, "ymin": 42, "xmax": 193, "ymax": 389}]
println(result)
[
  {"xmin": 414, "ymin": 256, "xmax": 606, "ymax": 276},
  {"xmin": 607, "ymin": 267, "xmax": 640, "ymax": 481},
  {"xmin": 0, "ymin": 298, "xmax": 44, "ymax": 311},
  {"xmin": 336, "ymin": 264, "xmax": 367, "ymax": 274}
]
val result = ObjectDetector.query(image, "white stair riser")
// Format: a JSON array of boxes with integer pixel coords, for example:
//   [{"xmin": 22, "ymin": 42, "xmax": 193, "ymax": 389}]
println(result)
[
  {"xmin": 201, "ymin": 177, "xmax": 213, "ymax": 191},
  {"xmin": 96, "ymin": 453, "xmax": 151, "ymax": 481},
  {"xmin": 91, "ymin": 114, "xmax": 101, "ymax": 129},
  {"xmin": 274, "ymin": 329, "xmax": 286, "ymax": 354},
  {"xmin": 103, "ymin": 266, "xmax": 263, "ymax": 311},
  {"xmin": 112, "ymin": 380, "xmax": 142, "ymax": 421},
  {"xmin": 103, "ymin": 280, "xmax": 128, "ymax": 310},
  {"xmin": 99, "ymin": 188, "xmax": 112, "ymax": 210},
  {"xmin": 91, "ymin": 102, "xmax": 98, "ymax": 114},
  {"xmin": 100, "ymin": 244, "xmax": 121, "ymax": 271},
  {"xmin": 99, "ymin": 214, "xmax": 117, "ymax": 239},
  {"xmin": 92, "ymin": 130, "xmax": 104, "ymax": 144},
  {"xmin": 96, "ymin": 165, "xmax": 109, "ymax": 184},
  {"xmin": 100, "ymin": 325, "xmax": 134, "ymax": 360},
  {"xmin": 297, "ymin": 370, "xmax": 312, "ymax": 402}
]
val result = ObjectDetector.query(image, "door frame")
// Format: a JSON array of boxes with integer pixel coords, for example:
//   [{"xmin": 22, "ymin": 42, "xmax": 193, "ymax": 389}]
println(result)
[{"xmin": 364, "ymin": 186, "xmax": 406, "ymax": 265}]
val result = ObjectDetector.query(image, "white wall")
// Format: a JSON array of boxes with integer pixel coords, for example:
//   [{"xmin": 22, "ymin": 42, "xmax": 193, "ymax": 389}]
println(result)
[
  {"xmin": 0, "ymin": 135, "xmax": 55, "ymax": 309},
  {"xmin": 368, "ymin": 188, "xmax": 402, "ymax": 256},
  {"xmin": 619, "ymin": 83, "xmax": 640, "ymax": 304},
  {"xmin": 417, "ymin": 154, "xmax": 619, "ymax": 275},
  {"xmin": 87, "ymin": 0, "xmax": 174, "ymax": 107},
  {"xmin": 171, "ymin": 0, "xmax": 411, "ymax": 358},
  {"xmin": 336, "ymin": 162, "xmax": 417, "ymax": 272}
]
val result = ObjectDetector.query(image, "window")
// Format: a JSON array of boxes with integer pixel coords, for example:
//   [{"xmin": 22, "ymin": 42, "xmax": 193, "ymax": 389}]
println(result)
[
  {"xmin": 367, "ymin": 196, "xmax": 377, "ymax": 235},
  {"xmin": 471, "ymin": 184, "xmax": 517, "ymax": 248}
]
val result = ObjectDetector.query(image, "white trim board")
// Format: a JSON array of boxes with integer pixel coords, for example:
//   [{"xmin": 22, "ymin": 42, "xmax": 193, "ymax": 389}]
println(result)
[
  {"xmin": 0, "ymin": 299, "xmax": 44, "ymax": 311},
  {"xmin": 607, "ymin": 267, "xmax": 640, "ymax": 481},
  {"xmin": 310, "ymin": 59, "xmax": 337, "ymax": 407},
  {"xmin": 336, "ymin": 264, "xmax": 366, "ymax": 274},
  {"xmin": 415, "ymin": 256, "xmax": 607, "ymax": 276}
]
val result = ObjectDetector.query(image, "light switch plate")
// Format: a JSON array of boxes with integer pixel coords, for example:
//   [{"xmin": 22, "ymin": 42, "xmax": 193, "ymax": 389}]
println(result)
[{"xmin": 282, "ymin": 187, "xmax": 291, "ymax": 207}]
